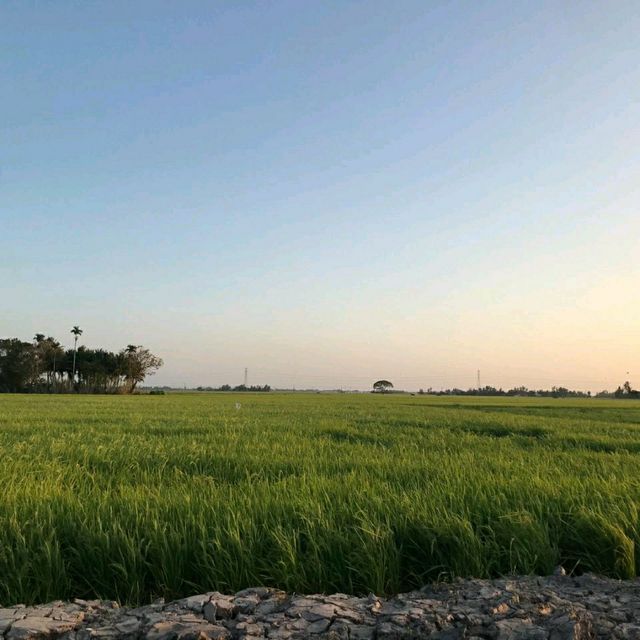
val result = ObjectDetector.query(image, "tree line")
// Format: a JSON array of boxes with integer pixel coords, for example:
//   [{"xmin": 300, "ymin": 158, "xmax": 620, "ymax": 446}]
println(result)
[
  {"xmin": 195, "ymin": 384, "xmax": 272, "ymax": 392},
  {"xmin": 416, "ymin": 383, "xmax": 640, "ymax": 398},
  {"xmin": 419, "ymin": 385, "xmax": 592, "ymax": 398},
  {"xmin": 598, "ymin": 381, "xmax": 640, "ymax": 399},
  {"xmin": 0, "ymin": 328, "xmax": 163, "ymax": 393}
]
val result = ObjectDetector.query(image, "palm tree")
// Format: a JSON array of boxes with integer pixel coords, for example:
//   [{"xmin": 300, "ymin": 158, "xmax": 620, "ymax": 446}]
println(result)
[
  {"xmin": 47, "ymin": 337, "xmax": 62, "ymax": 391},
  {"xmin": 71, "ymin": 326, "xmax": 83, "ymax": 384},
  {"xmin": 31, "ymin": 334, "xmax": 47, "ymax": 389}
]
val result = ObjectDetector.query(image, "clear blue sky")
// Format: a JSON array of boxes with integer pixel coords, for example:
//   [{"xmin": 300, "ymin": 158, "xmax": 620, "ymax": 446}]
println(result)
[{"xmin": 3, "ymin": 1, "xmax": 639, "ymax": 390}]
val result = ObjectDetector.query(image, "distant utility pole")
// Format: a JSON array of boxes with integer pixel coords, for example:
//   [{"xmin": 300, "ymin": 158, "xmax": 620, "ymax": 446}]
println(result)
[
  {"xmin": 477, "ymin": 369, "xmax": 481, "ymax": 390},
  {"xmin": 244, "ymin": 367, "xmax": 248, "ymax": 387}
]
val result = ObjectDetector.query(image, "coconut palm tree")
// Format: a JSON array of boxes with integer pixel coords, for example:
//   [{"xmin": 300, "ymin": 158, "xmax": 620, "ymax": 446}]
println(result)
[
  {"xmin": 71, "ymin": 326, "xmax": 83, "ymax": 384},
  {"xmin": 31, "ymin": 334, "xmax": 47, "ymax": 388},
  {"xmin": 46, "ymin": 337, "xmax": 63, "ymax": 391}
]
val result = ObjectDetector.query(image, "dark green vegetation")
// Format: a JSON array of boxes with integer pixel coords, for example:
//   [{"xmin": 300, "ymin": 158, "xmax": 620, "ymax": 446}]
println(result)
[
  {"xmin": 1, "ymin": 393, "xmax": 640, "ymax": 605},
  {"xmin": 424, "ymin": 383, "xmax": 638, "ymax": 399},
  {"xmin": 195, "ymin": 384, "xmax": 272, "ymax": 392},
  {"xmin": 0, "ymin": 334, "xmax": 162, "ymax": 393}
]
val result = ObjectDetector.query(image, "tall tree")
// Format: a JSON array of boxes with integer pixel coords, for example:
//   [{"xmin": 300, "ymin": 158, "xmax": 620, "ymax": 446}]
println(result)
[
  {"xmin": 70, "ymin": 326, "xmax": 83, "ymax": 384},
  {"xmin": 43, "ymin": 337, "xmax": 64, "ymax": 391},
  {"xmin": 31, "ymin": 334, "xmax": 47, "ymax": 388},
  {"xmin": 0, "ymin": 339, "xmax": 35, "ymax": 392},
  {"xmin": 120, "ymin": 345, "xmax": 163, "ymax": 393},
  {"xmin": 373, "ymin": 380, "xmax": 394, "ymax": 393}
]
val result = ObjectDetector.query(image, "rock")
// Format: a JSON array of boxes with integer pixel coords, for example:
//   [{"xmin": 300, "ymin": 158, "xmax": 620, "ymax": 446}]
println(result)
[
  {"xmin": 202, "ymin": 602, "xmax": 217, "ymax": 624},
  {"xmin": 342, "ymin": 624, "xmax": 375, "ymax": 640},
  {"xmin": 616, "ymin": 623, "xmax": 640, "ymax": 639},
  {"xmin": 234, "ymin": 621, "xmax": 264, "ymax": 636},
  {"xmin": 332, "ymin": 606, "xmax": 365, "ymax": 624},
  {"xmin": 2, "ymin": 573, "xmax": 640, "ymax": 638},
  {"xmin": 208, "ymin": 596, "xmax": 237, "ymax": 620},
  {"xmin": 0, "ymin": 608, "xmax": 24, "ymax": 619},
  {"xmin": 146, "ymin": 621, "xmax": 229, "ymax": 640},
  {"xmin": 233, "ymin": 596, "xmax": 259, "ymax": 615},
  {"xmin": 113, "ymin": 616, "xmax": 141, "ymax": 636},
  {"xmin": 254, "ymin": 600, "xmax": 284, "ymax": 617},
  {"xmin": 307, "ymin": 618, "xmax": 331, "ymax": 634},
  {"xmin": 302, "ymin": 603, "xmax": 335, "ymax": 622},
  {"xmin": 0, "ymin": 620, "xmax": 15, "ymax": 635},
  {"xmin": 235, "ymin": 588, "xmax": 272, "ymax": 599},
  {"xmin": 496, "ymin": 619, "xmax": 547, "ymax": 639},
  {"xmin": 179, "ymin": 595, "xmax": 215, "ymax": 613},
  {"xmin": 7, "ymin": 616, "xmax": 79, "ymax": 639},
  {"xmin": 491, "ymin": 601, "xmax": 510, "ymax": 615},
  {"xmin": 80, "ymin": 626, "xmax": 122, "ymax": 639}
]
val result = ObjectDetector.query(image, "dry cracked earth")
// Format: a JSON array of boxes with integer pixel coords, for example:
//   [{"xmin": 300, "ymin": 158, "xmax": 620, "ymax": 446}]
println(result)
[{"xmin": 1, "ymin": 574, "xmax": 639, "ymax": 639}]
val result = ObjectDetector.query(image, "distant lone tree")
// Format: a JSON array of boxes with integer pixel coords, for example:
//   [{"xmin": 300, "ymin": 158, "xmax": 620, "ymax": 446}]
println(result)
[{"xmin": 373, "ymin": 380, "xmax": 393, "ymax": 393}]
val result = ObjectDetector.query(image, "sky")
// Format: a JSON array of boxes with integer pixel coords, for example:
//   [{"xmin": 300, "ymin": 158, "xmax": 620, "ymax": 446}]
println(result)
[{"xmin": 2, "ymin": 1, "xmax": 639, "ymax": 391}]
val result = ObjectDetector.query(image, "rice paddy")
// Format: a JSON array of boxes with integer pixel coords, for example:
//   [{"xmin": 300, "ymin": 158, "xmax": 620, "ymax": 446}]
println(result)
[{"xmin": 1, "ymin": 392, "xmax": 640, "ymax": 605}]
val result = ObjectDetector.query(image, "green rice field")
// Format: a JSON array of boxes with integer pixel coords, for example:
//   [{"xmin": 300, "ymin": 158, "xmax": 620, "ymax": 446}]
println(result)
[{"xmin": 1, "ymin": 392, "xmax": 640, "ymax": 605}]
